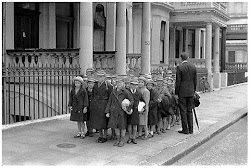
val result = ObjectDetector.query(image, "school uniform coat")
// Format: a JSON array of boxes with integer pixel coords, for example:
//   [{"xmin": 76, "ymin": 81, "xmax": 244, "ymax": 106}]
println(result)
[
  {"xmin": 86, "ymin": 88, "xmax": 94, "ymax": 121},
  {"xmin": 148, "ymin": 88, "xmax": 159, "ymax": 126},
  {"xmin": 156, "ymin": 85, "xmax": 171, "ymax": 119},
  {"xmin": 105, "ymin": 88, "xmax": 134, "ymax": 129},
  {"xmin": 89, "ymin": 81, "xmax": 113, "ymax": 130},
  {"xmin": 68, "ymin": 87, "xmax": 89, "ymax": 122},
  {"xmin": 138, "ymin": 87, "xmax": 150, "ymax": 126},
  {"xmin": 127, "ymin": 89, "xmax": 143, "ymax": 125}
]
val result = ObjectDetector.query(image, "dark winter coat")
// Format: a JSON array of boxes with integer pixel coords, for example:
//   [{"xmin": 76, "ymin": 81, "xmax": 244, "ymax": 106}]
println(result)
[
  {"xmin": 148, "ymin": 88, "xmax": 159, "ymax": 125},
  {"xmin": 89, "ymin": 81, "xmax": 113, "ymax": 129},
  {"xmin": 105, "ymin": 88, "xmax": 134, "ymax": 129},
  {"xmin": 68, "ymin": 87, "xmax": 89, "ymax": 122},
  {"xmin": 86, "ymin": 88, "xmax": 94, "ymax": 121},
  {"xmin": 127, "ymin": 89, "xmax": 143, "ymax": 125}
]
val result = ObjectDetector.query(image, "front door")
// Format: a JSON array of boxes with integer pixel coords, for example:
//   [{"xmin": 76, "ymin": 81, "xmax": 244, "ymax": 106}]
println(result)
[{"xmin": 14, "ymin": 3, "xmax": 39, "ymax": 49}]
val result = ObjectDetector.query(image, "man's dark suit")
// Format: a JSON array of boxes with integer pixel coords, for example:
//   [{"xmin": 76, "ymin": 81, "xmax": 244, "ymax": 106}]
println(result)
[{"xmin": 175, "ymin": 61, "xmax": 197, "ymax": 134}]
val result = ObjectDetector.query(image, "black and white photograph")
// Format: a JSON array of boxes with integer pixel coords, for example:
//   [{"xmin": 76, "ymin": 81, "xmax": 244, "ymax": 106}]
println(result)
[{"xmin": 1, "ymin": 1, "xmax": 248, "ymax": 166}]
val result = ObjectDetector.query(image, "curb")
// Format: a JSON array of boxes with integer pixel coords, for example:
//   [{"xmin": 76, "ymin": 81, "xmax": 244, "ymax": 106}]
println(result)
[{"xmin": 139, "ymin": 106, "xmax": 247, "ymax": 166}]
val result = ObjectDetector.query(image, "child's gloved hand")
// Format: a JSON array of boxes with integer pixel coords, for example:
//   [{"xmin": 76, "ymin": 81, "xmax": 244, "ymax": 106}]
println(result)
[
  {"xmin": 106, "ymin": 113, "xmax": 110, "ymax": 118},
  {"xmin": 68, "ymin": 106, "xmax": 72, "ymax": 111}
]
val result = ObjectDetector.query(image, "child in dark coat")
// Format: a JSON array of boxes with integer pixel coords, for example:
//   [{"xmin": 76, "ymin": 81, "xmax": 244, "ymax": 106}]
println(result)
[
  {"xmin": 68, "ymin": 76, "xmax": 89, "ymax": 139},
  {"xmin": 127, "ymin": 78, "xmax": 143, "ymax": 144},
  {"xmin": 105, "ymin": 76, "xmax": 134, "ymax": 147}
]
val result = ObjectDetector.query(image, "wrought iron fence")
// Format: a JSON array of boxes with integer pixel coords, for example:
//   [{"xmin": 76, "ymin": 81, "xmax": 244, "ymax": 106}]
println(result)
[{"xmin": 2, "ymin": 63, "xmax": 81, "ymax": 125}]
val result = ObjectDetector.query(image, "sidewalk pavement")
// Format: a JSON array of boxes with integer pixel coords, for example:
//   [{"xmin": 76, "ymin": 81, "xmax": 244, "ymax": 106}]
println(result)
[{"xmin": 2, "ymin": 83, "xmax": 248, "ymax": 166}]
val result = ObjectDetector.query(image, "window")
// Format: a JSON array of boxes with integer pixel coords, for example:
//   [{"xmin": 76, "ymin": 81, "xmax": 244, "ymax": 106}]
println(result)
[{"xmin": 228, "ymin": 51, "xmax": 235, "ymax": 62}]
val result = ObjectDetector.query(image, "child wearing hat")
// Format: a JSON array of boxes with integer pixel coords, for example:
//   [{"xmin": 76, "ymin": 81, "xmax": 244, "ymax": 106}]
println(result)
[
  {"xmin": 105, "ymin": 76, "xmax": 134, "ymax": 147},
  {"xmin": 68, "ymin": 76, "xmax": 89, "ymax": 139},
  {"xmin": 85, "ymin": 78, "xmax": 96, "ymax": 137},
  {"xmin": 137, "ymin": 76, "xmax": 150, "ymax": 140},
  {"xmin": 127, "ymin": 78, "xmax": 144, "ymax": 144},
  {"xmin": 89, "ymin": 70, "xmax": 113, "ymax": 143},
  {"xmin": 146, "ymin": 79, "xmax": 159, "ymax": 138}
]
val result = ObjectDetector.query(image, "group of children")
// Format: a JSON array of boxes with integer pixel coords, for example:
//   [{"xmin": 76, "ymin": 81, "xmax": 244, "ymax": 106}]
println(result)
[{"xmin": 68, "ymin": 68, "xmax": 180, "ymax": 147}]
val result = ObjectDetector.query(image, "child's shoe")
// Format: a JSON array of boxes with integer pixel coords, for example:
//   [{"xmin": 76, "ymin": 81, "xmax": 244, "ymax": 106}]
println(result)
[{"xmin": 74, "ymin": 132, "xmax": 81, "ymax": 138}]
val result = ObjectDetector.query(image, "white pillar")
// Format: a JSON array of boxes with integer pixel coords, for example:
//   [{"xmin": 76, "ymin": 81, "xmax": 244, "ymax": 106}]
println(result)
[
  {"xmin": 151, "ymin": 15, "xmax": 161, "ymax": 64},
  {"xmin": 195, "ymin": 28, "xmax": 201, "ymax": 59},
  {"xmin": 115, "ymin": 2, "xmax": 127, "ymax": 75},
  {"xmin": 141, "ymin": 2, "xmax": 151, "ymax": 75},
  {"xmin": 106, "ymin": 2, "xmax": 116, "ymax": 51},
  {"xmin": 214, "ymin": 26, "xmax": 220, "ymax": 73},
  {"xmin": 205, "ymin": 23, "xmax": 213, "ymax": 90},
  {"xmin": 39, "ymin": 3, "xmax": 56, "ymax": 49},
  {"xmin": 5, "ymin": 2, "xmax": 14, "ymax": 50},
  {"xmin": 213, "ymin": 26, "xmax": 221, "ymax": 88},
  {"xmin": 48, "ymin": 3, "xmax": 56, "ymax": 48},
  {"xmin": 79, "ymin": 2, "xmax": 93, "ymax": 75},
  {"xmin": 126, "ymin": 2, "xmax": 133, "ymax": 53},
  {"xmin": 164, "ymin": 21, "xmax": 170, "ymax": 65}
]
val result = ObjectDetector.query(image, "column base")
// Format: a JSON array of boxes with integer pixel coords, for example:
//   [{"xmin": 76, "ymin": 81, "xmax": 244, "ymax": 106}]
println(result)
[
  {"xmin": 213, "ymin": 72, "xmax": 221, "ymax": 89},
  {"xmin": 207, "ymin": 72, "xmax": 213, "ymax": 91},
  {"xmin": 220, "ymin": 72, "xmax": 228, "ymax": 88}
]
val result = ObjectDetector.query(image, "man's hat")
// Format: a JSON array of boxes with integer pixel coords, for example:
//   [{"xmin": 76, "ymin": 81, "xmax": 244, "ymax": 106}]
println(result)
[{"xmin": 96, "ymin": 70, "xmax": 106, "ymax": 76}]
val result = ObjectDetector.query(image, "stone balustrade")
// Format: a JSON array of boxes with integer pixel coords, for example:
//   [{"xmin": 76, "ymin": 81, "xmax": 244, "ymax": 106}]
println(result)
[
  {"xmin": 225, "ymin": 62, "xmax": 247, "ymax": 70},
  {"xmin": 172, "ymin": 2, "xmax": 227, "ymax": 14},
  {"xmin": 6, "ymin": 49, "xmax": 80, "ymax": 68},
  {"xmin": 7, "ymin": 49, "xmax": 142, "ymax": 75}
]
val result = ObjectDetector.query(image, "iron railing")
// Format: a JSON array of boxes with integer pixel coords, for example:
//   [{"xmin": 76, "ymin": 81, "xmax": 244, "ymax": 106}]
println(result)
[{"xmin": 2, "ymin": 63, "xmax": 81, "ymax": 125}]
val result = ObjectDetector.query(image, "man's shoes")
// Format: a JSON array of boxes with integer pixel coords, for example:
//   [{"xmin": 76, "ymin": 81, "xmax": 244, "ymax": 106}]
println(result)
[{"xmin": 178, "ymin": 130, "xmax": 189, "ymax": 134}]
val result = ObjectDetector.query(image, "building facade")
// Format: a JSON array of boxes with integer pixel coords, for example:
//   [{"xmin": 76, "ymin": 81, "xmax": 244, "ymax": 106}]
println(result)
[{"xmin": 2, "ymin": 2, "xmax": 248, "ymax": 124}]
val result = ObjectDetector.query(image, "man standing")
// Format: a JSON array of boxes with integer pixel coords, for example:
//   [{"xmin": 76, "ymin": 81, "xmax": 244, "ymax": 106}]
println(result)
[{"xmin": 175, "ymin": 52, "xmax": 197, "ymax": 134}]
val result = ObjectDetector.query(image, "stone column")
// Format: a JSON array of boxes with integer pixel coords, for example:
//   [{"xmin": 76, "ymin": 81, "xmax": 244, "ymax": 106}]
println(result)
[
  {"xmin": 164, "ymin": 21, "xmax": 170, "ymax": 65},
  {"xmin": 48, "ymin": 3, "xmax": 56, "ymax": 48},
  {"xmin": 106, "ymin": 2, "xmax": 116, "ymax": 51},
  {"xmin": 140, "ymin": 2, "xmax": 151, "ymax": 75},
  {"xmin": 126, "ymin": 2, "xmax": 133, "ymax": 53},
  {"xmin": 205, "ymin": 23, "xmax": 213, "ymax": 90},
  {"xmin": 213, "ymin": 26, "xmax": 221, "ymax": 88},
  {"xmin": 115, "ymin": 2, "xmax": 127, "ymax": 75},
  {"xmin": 79, "ymin": 2, "xmax": 93, "ymax": 75},
  {"xmin": 151, "ymin": 15, "xmax": 161, "ymax": 64},
  {"xmin": 195, "ymin": 28, "xmax": 201, "ymax": 59}
]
